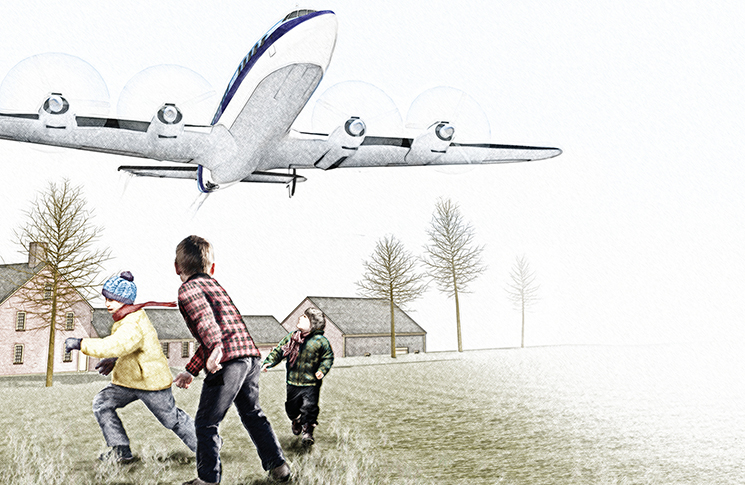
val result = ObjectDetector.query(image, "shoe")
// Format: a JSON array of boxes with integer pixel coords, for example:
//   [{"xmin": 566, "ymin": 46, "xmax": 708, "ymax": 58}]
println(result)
[
  {"xmin": 270, "ymin": 461, "xmax": 291, "ymax": 482},
  {"xmin": 301, "ymin": 424, "xmax": 315, "ymax": 446},
  {"xmin": 291, "ymin": 417, "xmax": 302, "ymax": 436},
  {"xmin": 98, "ymin": 445, "xmax": 135, "ymax": 464},
  {"xmin": 182, "ymin": 479, "xmax": 218, "ymax": 485}
]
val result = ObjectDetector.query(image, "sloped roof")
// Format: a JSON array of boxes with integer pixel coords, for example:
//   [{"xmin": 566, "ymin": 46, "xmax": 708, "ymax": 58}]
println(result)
[
  {"xmin": 92, "ymin": 308, "xmax": 192, "ymax": 339},
  {"xmin": 244, "ymin": 315, "xmax": 287, "ymax": 344},
  {"xmin": 0, "ymin": 263, "xmax": 44, "ymax": 305},
  {"xmin": 91, "ymin": 308, "xmax": 286, "ymax": 344},
  {"xmin": 306, "ymin": 297, "xmax": 426, "ymax": 335}
]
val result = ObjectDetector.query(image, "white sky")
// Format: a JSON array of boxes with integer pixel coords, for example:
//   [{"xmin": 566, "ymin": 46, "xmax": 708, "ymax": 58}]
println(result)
[{"xmin": 0, "ymin": 1, "xmax": 743, "ymax": 352}]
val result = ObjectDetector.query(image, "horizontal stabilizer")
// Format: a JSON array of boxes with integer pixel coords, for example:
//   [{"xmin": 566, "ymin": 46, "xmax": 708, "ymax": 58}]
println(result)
[
  {"xmin": 118, "ymin": 165, "xmax": 198, "ymax": 179},
  {"xmin": 118, "ymin": 166, "xmax": 307, "ymax": 185},
  {"xmin": 241, "ymin": 170, "xmax": 307, "ymax": 184}
]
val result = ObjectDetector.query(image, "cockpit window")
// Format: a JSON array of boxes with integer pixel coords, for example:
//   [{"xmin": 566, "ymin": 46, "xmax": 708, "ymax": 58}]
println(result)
[
  {"xmin": 284, "ymin": 9, "xmax": 316, "ymax": 21},
  {"xmin": 212, "ymin": 9, "xmax": 318, "ymax": 124}
]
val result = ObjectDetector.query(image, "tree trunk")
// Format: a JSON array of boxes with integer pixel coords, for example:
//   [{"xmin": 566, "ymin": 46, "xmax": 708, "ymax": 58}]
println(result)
[
  {"xmin": 454, "ymin": 286, "xmax": 462, "ymax": 352},
  {"xmin": 390, "ymin": 296, "xmax": 396, "ymax": 358},
  {"xmin": 45, "ymin": 273, "xmax": 59, "ymax": 387},
  {"xmin": 521, "ymin": 300, "xmax": 525, "ymax": 348}
]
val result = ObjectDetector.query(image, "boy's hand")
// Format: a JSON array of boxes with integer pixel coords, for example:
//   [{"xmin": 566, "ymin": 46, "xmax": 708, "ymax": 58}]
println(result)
[
  {"xmin": 174, "ymin": 372, "xmax": 193, "ymax": 389},
  {"xmin": 95, "ymin": 357, "xmax": 117, "ymax": 376},
  {"xmin": 206, "ymin": 346, "xmax": 223, "ymax": 374},
  {"xmin": 315, "ymin": 371, "xmax": 324, "ymax": 380},
  {"xmin": 261, "ymin": 363, "xmax": 270, "ymax": 372}
]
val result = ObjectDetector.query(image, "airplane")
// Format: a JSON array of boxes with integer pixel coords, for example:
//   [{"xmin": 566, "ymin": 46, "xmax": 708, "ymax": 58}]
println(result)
[{"xmin": 0, "ymin": 9, "xmax": 561, "ymax": 197}]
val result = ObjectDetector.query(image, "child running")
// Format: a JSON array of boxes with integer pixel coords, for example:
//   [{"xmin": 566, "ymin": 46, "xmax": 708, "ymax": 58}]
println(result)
[
  {"xmin": 262, "ymin": 307, "xmax": 334, "ymax": 445},
  {"xmin": 172, "ymin": 235, "xmax": 290, "ymax": 484},
  {"xmin": 65, "ymin": 271, "xmax": 197, "ymax": 463}
]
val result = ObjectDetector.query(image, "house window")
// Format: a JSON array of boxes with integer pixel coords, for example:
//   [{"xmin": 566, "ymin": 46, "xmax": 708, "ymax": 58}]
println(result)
[
  {"xmin": 161, "ymin": 342, "xmax": 169, "ymax": 356},
  {"xmin": 44, "ymin": 284, "xmax": 52, "ymax": 300},
  {"xmin": 63, "ymin": 349, "xmax": 72, "ymax": 363},
  {"xmin": 181, "ymin": 341, "xmax": 190, "ymax": 358},
  {"xmin": 16, "ymin": 312, "xmax": 26, "ymax": 331},
  {"xmin": 13, "ymin": 344, "xmax": 24, "ymax": 364},
  {"xmin": 65, "ymin": 312, "xmax": 74, "ymax": 331}
]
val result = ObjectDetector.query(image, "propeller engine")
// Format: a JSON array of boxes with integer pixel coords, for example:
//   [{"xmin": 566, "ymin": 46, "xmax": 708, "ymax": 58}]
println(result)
[
  {"xmin": 314, "ymin": 116, "xmax": 367, "ymax": 170},
  {"xmin": 405, "ymin": 121, "xmax": 455, "ymax": 164},
  {"xmin": 39, "ymin": 93, "xmax": 74, "ymax": 129},
  {"xmin": 149, "ymin": 103, "xmax": 185, "ymax": 139}
]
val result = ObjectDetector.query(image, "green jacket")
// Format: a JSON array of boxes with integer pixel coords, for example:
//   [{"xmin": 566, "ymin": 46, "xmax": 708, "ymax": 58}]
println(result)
[{"xmin": 263, "ymin": 330, "xmax": 334, "ymax": 386}]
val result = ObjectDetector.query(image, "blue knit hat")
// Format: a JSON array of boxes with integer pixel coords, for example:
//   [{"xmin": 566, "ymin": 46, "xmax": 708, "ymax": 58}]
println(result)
[{"xmin": 102, "ymin": 271, "xmax": 137, "ymax": 305}]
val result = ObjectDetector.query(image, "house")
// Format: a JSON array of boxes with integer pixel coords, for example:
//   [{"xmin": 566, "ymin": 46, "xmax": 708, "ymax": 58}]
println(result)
[
  {"xmin": 91, "ymin": 308, "xmax": 288, "ymax": 366},
  {"xmin": 243, "ymin": 315, "xmax": 291, "ymax": 358},
  {"xmin": 0, "ymin": 243, "xmax": 96, "ymax": 376},
  {"xmin": 281, "ymin": 297, "xmax": 427, "ymax": 357}
]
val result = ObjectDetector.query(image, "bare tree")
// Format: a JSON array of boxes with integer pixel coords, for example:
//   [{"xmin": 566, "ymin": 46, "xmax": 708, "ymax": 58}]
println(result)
[
  {"xmin": 505, "ymin": 255, "xmax": 540, "ymax": 348},
  {"xmin": 13, "ymin": 179, "xmax": 111, "ymax": 386},
  {"xmin": 356, "ymin": 235, "xmax": 427, "ymax": 358},
  {"xmin": 421, "ymin": 198, "xmax": 485, "ymax": 352}
]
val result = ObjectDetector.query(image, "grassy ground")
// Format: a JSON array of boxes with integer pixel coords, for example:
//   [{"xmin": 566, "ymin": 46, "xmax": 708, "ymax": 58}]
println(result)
[{"xmin": 1, "ymin": 346, "xmax": 743, "ymax": 484}]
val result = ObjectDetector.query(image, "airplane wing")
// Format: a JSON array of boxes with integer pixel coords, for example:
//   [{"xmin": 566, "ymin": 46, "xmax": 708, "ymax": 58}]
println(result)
[{"xmin": 263, "ymin": 130, "xmax": 562, "ymax": 172}]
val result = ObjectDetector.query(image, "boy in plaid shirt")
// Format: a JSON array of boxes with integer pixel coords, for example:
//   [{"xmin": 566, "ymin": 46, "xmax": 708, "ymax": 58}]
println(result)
[
  {"xmin": 172, "ymin": 235, "xmax": 290, "ymax": 484},
  {"xmin": 262, "ymin": 307, "xmax": 334, "ymax": 445}
]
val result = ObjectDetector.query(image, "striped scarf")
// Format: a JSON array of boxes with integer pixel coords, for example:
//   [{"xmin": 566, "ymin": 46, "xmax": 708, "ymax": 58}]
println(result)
[
  {"xmin": 281, "ymin": 330, "xmax": 308, "ymax": 367},
  {"xmin": 112, "ymin": 301, "xmax": 177, "ymax": 322}
]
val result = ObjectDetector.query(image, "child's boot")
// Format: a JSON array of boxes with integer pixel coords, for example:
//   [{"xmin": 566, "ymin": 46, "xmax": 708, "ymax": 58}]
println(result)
[
  {"xmin": 99, "ymin": 444, "xmax": 135, "ymax": 464},
  {"xmin": 291, "ymin": 417, "xmax": 302, "ymax": 436},
  {"xmin": 301, "ymin": 423, "xmax": 315, "ymax": 445}
]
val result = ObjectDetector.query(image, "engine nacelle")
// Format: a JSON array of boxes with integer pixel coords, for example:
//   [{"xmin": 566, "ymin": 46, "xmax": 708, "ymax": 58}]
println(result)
[
  {"xmin": 39, "ymin": 93, "xmax": 74, "ymax": 130},
  {"xmin": 148, "ymin": 103, "xmax": 185, "ymax": 139},
  {"xmin": 314, "ymin": 117, "xmax": 366, "ymax": 170},
  {"xmin": 404, "ymin": 122, "xmax": 455, "ymax": 164}
]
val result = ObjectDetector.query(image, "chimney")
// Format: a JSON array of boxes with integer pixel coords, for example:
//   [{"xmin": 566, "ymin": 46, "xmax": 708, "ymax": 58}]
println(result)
[{"xmin": 28, "ymin": 242, "xmax": 47, "ymax": 268}]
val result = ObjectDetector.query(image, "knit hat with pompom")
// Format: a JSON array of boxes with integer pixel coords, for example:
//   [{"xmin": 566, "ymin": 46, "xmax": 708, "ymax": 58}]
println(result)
[{"xmin": 102, "ymin": 271, "xmax": 137, "ymax": 305}]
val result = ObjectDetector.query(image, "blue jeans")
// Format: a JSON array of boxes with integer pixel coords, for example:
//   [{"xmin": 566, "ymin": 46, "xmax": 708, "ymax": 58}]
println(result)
[
  {"xmin": 92, "ymin": 383, "xmax": 197, "ymax": 452},
  {"xmin": 195, "ymin": 357, "xmax": 285, "ymax": 483}
]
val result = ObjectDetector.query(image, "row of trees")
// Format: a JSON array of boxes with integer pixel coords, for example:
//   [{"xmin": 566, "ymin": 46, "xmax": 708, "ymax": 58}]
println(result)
[
  {"xmin": 6, "ymin": 182, "xmax": 539, "ymax": 384},
  {"xmin": 356, "ymin": 198, "xmax": 539, "ymax": 357}
]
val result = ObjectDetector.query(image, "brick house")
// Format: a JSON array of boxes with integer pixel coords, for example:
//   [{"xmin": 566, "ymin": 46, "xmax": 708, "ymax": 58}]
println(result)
[
  {"xmin": 0, "ymin": 244, "xmax": 96, "ymax": 376},
  {"xmin": 281, "ymin": 297, "xmax": 427, "ymax": 357},
  {"xmin": 91, "ymin": 308, "xmax": 288, "ymax": 366}
]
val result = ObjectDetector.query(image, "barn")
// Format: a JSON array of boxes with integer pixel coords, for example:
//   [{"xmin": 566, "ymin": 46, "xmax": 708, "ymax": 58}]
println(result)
[{"xmin": 281, "ymin": 297, "xmax": 426, "ymax": 357}]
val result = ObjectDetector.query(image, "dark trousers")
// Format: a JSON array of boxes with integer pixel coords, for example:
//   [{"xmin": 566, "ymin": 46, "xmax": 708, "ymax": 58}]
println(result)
[
  {"xmin": 195, "ymin": 357, "xmax": 285, "ymax": 483},
  {"xmin": 285, "ymin": 383, "xmax": 322, "ymax": 426}
]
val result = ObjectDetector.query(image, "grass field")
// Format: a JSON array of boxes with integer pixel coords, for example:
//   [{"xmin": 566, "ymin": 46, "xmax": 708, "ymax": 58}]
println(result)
[{"xmin": 1, "ymin": 345, "xmax": 743, "ymax": 484}]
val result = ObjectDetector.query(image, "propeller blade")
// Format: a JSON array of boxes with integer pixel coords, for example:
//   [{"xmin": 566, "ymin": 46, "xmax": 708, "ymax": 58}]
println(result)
[{"xmin": 116, "ymin": 64, "xmax": 217, "ymax": 124}]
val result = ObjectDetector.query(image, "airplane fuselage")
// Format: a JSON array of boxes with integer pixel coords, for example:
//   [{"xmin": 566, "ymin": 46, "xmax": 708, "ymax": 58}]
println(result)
[{"xmin": 0, "ymin": 9, "xmax": 562, "ymax": 195}]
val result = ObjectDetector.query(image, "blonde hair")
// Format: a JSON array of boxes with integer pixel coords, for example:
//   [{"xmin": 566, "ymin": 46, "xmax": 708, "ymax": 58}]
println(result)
[{"xmin": 175, "ymin": 235, "xmax": 214, "ymax": 277}]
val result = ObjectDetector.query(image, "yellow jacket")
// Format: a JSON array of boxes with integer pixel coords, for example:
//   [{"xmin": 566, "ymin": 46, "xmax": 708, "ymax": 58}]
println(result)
[{"xmin": 81, "ymin": 309, "xmax": 173, "ymax": 391}]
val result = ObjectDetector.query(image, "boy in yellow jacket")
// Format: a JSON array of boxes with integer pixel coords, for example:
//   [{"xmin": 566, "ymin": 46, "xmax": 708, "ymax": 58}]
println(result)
[{"xmin": 65, "ymin": 271, "xmax": 197, "ymax": 463}]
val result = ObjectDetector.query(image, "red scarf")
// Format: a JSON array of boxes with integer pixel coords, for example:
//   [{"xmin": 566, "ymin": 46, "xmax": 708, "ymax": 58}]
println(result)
[
  {"xmin": 281, "ymin": 330, "xmax": 308, "ymax": 367},
  {"xmin": 112, "ymin": 301, "xmax": 177, "ymax": 322}
]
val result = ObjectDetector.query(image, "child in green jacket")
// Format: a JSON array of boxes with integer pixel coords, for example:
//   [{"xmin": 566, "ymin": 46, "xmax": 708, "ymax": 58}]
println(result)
[{"xmin": 262, "ymin": 307, "xmax": 334, "ymax": 445}]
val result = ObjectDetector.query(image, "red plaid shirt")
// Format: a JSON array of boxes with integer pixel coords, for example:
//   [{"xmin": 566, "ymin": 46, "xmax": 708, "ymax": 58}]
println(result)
[{"xmin": 178, "ymin": 273, "xmax": 259, "ymax": 376}]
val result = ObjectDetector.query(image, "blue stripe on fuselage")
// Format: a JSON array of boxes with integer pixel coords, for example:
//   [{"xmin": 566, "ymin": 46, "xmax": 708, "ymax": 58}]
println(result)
[{"xmin": 210, "ymin": 10, "xmax": 334, "ymax": 126}]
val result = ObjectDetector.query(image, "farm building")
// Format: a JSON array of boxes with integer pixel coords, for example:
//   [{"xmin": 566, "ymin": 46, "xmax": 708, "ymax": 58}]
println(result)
[
  {"xmin": 0, "ymin": 243, "xmax": 96, "ymax": 376},
  {"xmin": 91, "ymin": 308, "xmax": 288, "ymax": 366},
  {"xmin": 281, "ymin": 297, "xmax": 427, "ymax": 357}
]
